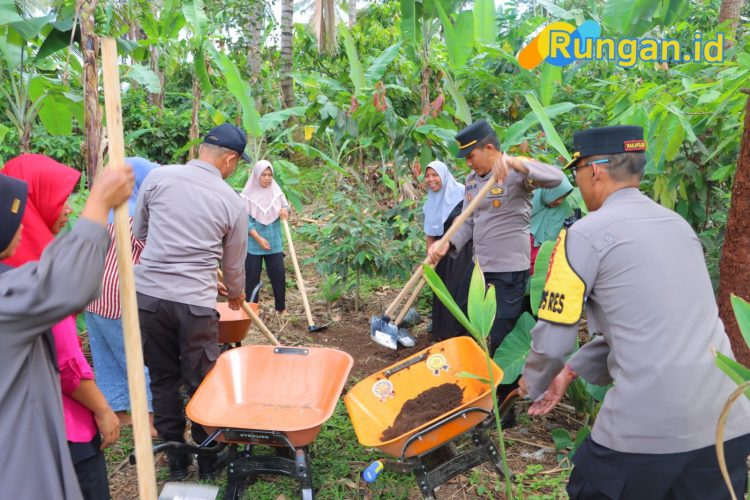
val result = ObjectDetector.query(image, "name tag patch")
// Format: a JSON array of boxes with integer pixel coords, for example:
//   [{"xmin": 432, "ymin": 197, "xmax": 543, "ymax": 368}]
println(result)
[{"xmin": 538, "ymin": 229, "xmax": 585, "ymax": 325}]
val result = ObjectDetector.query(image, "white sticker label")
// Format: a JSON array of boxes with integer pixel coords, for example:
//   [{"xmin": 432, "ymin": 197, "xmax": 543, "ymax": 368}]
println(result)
[{"xmin": 374, "ymin": 330, "xmax": 398, "ymax": 350}]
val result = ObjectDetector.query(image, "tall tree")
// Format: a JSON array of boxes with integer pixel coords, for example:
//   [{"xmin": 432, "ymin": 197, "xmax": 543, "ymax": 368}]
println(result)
[
  {"xmin": 280, "ymin": 0, "xmax": 294, "ymax": 108},
  {"xmin": 718, "ymin": 89, "xmax": 750, "ymax": 367},
  {"xmin": 310, "ymin": 0, "xmax": 336, "ymax": 54},
  {"xmin": 80, "ymin": 0, "xmax": 103, "ymax": 184},
  {"xmin": 718, "ymin": 0, "xmax": 746, "ymax": 46},
  {"xmin": 246, "ymin": 0, "xmax": 264, "ymax": 109},
  {"xmin": 348, "ymin": 0, "xmax": 356, "ymax": 27}
]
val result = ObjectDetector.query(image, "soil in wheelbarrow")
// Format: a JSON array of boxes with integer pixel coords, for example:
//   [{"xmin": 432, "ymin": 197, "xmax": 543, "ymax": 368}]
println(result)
[{"xmin": 381, "ymin": 383, "xmax": 464, "ymax": 441}]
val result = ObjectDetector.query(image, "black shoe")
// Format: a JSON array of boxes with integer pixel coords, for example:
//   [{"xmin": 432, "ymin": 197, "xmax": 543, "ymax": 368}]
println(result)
[
  {"xmin": 167, "ymin": 450, "xmax": 191, "ymax": 481},
  {"xmin": 198, "ymin": 449, "xmax": 227, "ymax": 481}
]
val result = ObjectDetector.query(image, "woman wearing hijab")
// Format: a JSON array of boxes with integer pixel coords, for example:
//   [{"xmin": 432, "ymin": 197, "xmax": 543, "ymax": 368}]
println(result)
[
  {"xmin": 529, "ymin": 175, "xmax": 574, "ymax": 272},
  {"xmin": 85, "ymin": 157, "xmax": 157, "ymax": 434},
  {"xmin": 1, "ymin": 154, "xmax": 119, "ymax": 500},
  {"xmin": 241, "ymin": 160, "xmax": 290, "ymax": 315},
  {"xmin": 423, "ymin": 160, "xmax": 473, "ymax": 340}
]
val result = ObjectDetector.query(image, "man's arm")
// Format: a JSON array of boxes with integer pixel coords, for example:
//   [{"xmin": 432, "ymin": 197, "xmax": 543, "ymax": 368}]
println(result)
[
  {"xmin": 131, "ymin": 176, "xmax": 152, "ymax": 240},
  {"xmin": 568, "ymin": 335, "xmax": 612, "ymax": 386},
  {"xmin": 222, "ymin": 208, "xmax": 249, "ymax": 302},
  {"xmin": 497, "ymin": 155, "xmax": 564, "ymax": 189},
  {"xmin": 522, "ymin": 227, "xmax": 600, "ymax": 398}
]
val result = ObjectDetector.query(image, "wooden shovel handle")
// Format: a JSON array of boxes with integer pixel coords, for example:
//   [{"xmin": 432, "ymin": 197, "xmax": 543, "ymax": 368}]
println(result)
[
  {"xmin": 217, "ymin": 269, "xmax": 281, "ymax": 346},
  {"xmin": 101, "ymin": 38, "xmax": 157, "ymax": 500},
  {"xmin": 386, "ymin": 176, "xmax": 499, "ymax": 319},
  {"xmin": 282, "ymin": 219, "xmax": 315, "ymax": 328}
]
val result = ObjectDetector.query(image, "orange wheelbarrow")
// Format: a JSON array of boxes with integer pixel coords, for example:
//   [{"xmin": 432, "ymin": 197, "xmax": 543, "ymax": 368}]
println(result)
[
  {"xmin": 150, "ymin": 345, "xmax": 352, "ymax": 500},
  {"xmin": 216, "ymin": 281, "xmax": 262, "ymax": 349},
  {"xmin": 345, "ymin": 336, "xmax": 519, "ymax": 499}
]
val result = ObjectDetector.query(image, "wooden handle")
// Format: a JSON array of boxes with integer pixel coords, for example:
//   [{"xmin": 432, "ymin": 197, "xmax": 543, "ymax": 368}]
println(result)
[
  {"xmin": 394, "ymin": 279, "xmax": 426, "ymax": 325},
  {"xmin": 217, "ymin": 269, "xmax": 281, "ymax": 346},
  {"xmin": 101, "ymin": 38, "xmax": 157, "ymax": 500},
  {"xmin": 386, "ymin": 176, "xmax": 498, "ymax": 319},
  {"xmin": 282, "ymin": 219, "xmax": 315, "ymax": 328}
]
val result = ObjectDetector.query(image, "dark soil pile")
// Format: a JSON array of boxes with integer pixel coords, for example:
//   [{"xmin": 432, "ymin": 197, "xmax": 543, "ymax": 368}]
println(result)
[{"xmin": 381, "ymin": 383, "xmax": 464, "ymax": 441}]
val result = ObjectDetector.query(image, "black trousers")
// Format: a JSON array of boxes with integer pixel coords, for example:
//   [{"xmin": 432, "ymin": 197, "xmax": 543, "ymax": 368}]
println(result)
[
  {"xmin": 69, "ymin": 434, "xmax": 110, "ymax": 500},
  {"xmin": 568, "ymin": 434, "xmax": 750, "ymax": 499},
  {"xmin": 245, "ymin": 252, "xmax": 286, "ymax": 311},
  {"xmin": 137, "ymin": 292, "xmax": 219, "ymax": 445}
]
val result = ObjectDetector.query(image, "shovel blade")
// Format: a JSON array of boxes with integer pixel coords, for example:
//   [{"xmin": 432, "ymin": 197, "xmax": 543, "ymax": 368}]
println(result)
[{"xmin": 159, "ymin": 482, "xmax": 219, "ymax": 500}]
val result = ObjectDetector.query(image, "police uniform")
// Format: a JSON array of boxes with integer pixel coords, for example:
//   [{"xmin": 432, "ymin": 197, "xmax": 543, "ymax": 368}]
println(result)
[
  {"xmin": 450, "ymin": 120, "xmax": 564, "ymax": 353},
  {"xmin": 523, "ymin": 126, "xmax": 750, "ymax": 499}
]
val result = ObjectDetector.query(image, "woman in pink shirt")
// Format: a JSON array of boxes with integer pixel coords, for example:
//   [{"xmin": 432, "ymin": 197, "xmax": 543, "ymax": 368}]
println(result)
[{"xmin": 1, "ymin": 154, "xmax": 119, "ymax": 499}]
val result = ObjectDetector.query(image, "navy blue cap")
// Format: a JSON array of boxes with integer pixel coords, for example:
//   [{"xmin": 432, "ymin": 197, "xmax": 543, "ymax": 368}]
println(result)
[
  {"xmin": 0, "ymin": 175, "xmax": 28, "ymax": 252},
  {"xmin": 203, "ymin": 123, "xmax": 251, "ymax": 162},
  {"xmin": 565, "ymin": 126, "xmax": 646, "ymax": 169},
  {"xmin": 455, "ymin": 119, "xmax": 496, "ymax": 158}
]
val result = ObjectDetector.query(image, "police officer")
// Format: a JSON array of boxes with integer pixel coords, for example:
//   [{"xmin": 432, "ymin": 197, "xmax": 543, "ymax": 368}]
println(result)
[
  {"xmin": 519, "ymin": 125, "xmax": 750, "ymax": 498},
  {"xmin": 428, "ymin": 119, "xmax": 564, "ymax": 355}
]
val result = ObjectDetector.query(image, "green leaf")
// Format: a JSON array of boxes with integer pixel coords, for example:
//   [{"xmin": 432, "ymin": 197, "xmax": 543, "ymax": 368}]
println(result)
[
  {"xmin": 128, "ymin": 64, "xmax": 161, "ymax": 93},
  {"xmin": 399, "ymin": 0, "xmax": 417, "ymax": 60},
  {"xmin": 715, "ymin": 351, "xmax": 750, "ymax": 399},
  {"xmin": 39, "ymin": 94, "xmax": 73, "ymax": 135},
  {"xmin": 551, "ymin": 428, "xmax": 573, "ymax": 449},
  {"xmin": 9, "ymin": 14, "xmax": 54, "ymax": 41},
  {"xmin": 259, "ymin": 106, "xmax": 308, "ymax": 133},
  {"xmin": 530, "ymin": 240, "xmax": 556, "ymax": 315},
  {"xmin": 182, "ymin": 0, "xmax": 208, "ymax": 38},
  {"xmin": 210, "ymin": 46, "xmax": 261, "ymax": 137},
  {"xmin": 456, "ymin": 371, "xmax": 490, "ymax": 384},
  {"xmin": 473, "ymin": 0, "xmax": 495, "ymax": 46},
  {"xmin": 442, "ymin": 69, "xmax": 472, "ymax": 125},
  {"xmin": 35, "ymin": 28, "xmax": 71, "ymax": 61},
  {"xmin": 193, "ymin": 46, "xmax": 212, "ymax": 94},
  {"xmin": 0, "ymin": 0, "xmax": 22, "ymax": 25},
  {"xmin": 493, "ymin": 312, "xmax": 535, "ymax": 383},
  {"xmin": 540, "ymin": 64, "xmax": 561, "ymax": 107},
  {"xmin": 468, "ymin": 262, "xmax": 486, "ymax": 334},
  {"xmin": 482, "ymin": 284, "xmax": 497, "ymax": 339},
  {"xmin": 340, "ymin": 25, "xmax": 364, "ymax": 96},
  {"xmin": 422, "ymin": 263, "xmax": 479, "ymax": 339},
  {"xmin": 524, "ymin": 93, "xmax": 571, "ymax": 161},
  {"xmin": 502, "ymin": 102, "xmax": 576, "ymax": 150},
  {"xmin": 436, "ymin": 4, "xmax": 473, "ymax": 71},
  {"xmin": 364, "ymin": 42, "xmax": 401, "ymax": 87},
  {"xmin": 0, "ymin": 122, "xmax": 9, "ymax": 145},
  {"xmin": 731, "ymin": 295, "xmax": 750, "ymax": 349}
]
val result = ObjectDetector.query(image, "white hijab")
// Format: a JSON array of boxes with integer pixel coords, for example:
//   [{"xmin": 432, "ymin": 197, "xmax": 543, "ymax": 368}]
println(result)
[
  {"xmin": 422, "ymin": 160, "xmax": 464, "ymax": 237},
  {"xmin": 240, "ymin": 160, "xmax": 288, "ymax": 225}
]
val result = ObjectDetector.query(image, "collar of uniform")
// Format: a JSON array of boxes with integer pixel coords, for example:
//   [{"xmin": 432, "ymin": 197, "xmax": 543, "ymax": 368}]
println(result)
[
  {"xmin": 601, "ymin": 187, "xmax": 641, "ymax": 208},
  {"xmin": 187, "ymin": 159, "xmax": 222, "ymax": 177}
]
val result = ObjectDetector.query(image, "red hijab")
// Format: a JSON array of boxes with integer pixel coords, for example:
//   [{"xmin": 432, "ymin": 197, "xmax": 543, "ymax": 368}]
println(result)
[{"xmin": 0, "ymin": 154, "xmax": 81, "ymax": 267}]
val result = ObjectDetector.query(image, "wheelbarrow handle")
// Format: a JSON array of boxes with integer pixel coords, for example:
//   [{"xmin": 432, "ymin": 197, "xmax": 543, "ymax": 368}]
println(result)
[{"xmin": 386, "ymin": 177, "xmax": 500, "ymax": 319}]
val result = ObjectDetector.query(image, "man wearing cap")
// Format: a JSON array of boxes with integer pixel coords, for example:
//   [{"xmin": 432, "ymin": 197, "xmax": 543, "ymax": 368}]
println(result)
[
  {"xmin": 133, "ymin": 123, "xmax": 249, "ymax": 480},
  {"xmin": 0, "ymin": 168, "xmax": 133, "ymax": 499},
  {"xmin": 428, "ymin": 119, "xmax": 564, "ymax": 357},
  {"xmin": 519, "ymin": 126, "xmax": 750, "ymax": 498}
]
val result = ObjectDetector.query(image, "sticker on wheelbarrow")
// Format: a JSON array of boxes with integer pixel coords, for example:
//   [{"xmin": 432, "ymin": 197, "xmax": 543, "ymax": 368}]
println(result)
[
  {"xmin": 372, "ymin": 379, "xmax": 395, "ymax": 401},
  {"xmin": 426, "ymin": 354, "xmax": 449, "ymax": 375}
]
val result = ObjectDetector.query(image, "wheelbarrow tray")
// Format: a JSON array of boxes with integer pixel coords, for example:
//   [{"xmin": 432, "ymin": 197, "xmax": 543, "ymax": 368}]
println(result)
[
  {"xmin": 187, "ymin": 345, "xmax": 353, "ymax": 447},
  {"xmin": 344, "ymin": 336, "xmax": 502, "ymax": 458},
  {"xmin": 216, "ymin": 301, "xmax": 258, "ymax": 344}
]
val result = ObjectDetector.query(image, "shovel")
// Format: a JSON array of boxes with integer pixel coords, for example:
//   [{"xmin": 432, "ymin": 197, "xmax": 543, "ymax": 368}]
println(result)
[
  {"xmin": 371, "ymin": 174, "xmax": 500, "ymax": 349},
  {"xmin": 101, "ymin": 38, "xmax": 161, "ymax": 499},
  {"xmin": 282, "ymin": 219, "xmax": 330, "ymax": 332}
]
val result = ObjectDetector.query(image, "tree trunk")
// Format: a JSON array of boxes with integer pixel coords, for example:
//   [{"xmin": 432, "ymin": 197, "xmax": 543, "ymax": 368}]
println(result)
[
  {"xmin": 246, "ymin": 0, "xmax": 263, "ymax": 110},
  {"xmin": 348, "ymin": 0, "xmax": 356, "ymax": 27},
  {"xmin": 149, "ymin": 45, "xmax": 165, "ymax": 110},
  {"xmin": 718, "ymin": 89, "xmax": 750, "ymax": 367},
  {"xmin": 80, "ymin": 0, "xmax": 102, "ymax": 185},
  {"xmin": 189, "ymin": 75, "xmax": 201, "ymax": 160},
  {"xmin": 718, "ymin": 0, "xmax": 745, "ymax": 46},
  {"xmin": 280, "ymin": 0, "xmax": 294, "ymax": 108}
]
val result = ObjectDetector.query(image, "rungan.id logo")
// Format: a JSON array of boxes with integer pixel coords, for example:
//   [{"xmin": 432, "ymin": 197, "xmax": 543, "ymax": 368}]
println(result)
[{"xmin": 517, "ymin": 20, "xmax": 724, "ymax": 70}]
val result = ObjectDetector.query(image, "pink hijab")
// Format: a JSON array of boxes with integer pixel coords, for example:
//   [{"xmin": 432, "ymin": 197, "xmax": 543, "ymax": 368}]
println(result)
[{"xmin": 240, "ymin": 160, "xmax": 288, "ymax": 225}]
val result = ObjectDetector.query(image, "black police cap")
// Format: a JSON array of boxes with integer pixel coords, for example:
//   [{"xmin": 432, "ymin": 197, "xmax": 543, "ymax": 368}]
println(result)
[
  {"xmin": 455, "ymin": 119, "xmax": 497, "ymax": 158},
  {"xmin": 565, "ymin": 125, "xmax": 646, "ymax": 169},
  {"xmin": 0, "ymin": 175, "xmax": 28, "ymax": 252},
  {"xmin": 203, "ymin": 123, "xmax": 251, "ymax": 162}
]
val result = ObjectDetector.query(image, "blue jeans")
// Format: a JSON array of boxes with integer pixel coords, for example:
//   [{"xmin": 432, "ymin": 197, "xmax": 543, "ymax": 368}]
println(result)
[{"xmin": 85, "ymin": 311, "xmax": 153, "ymax": 412}]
